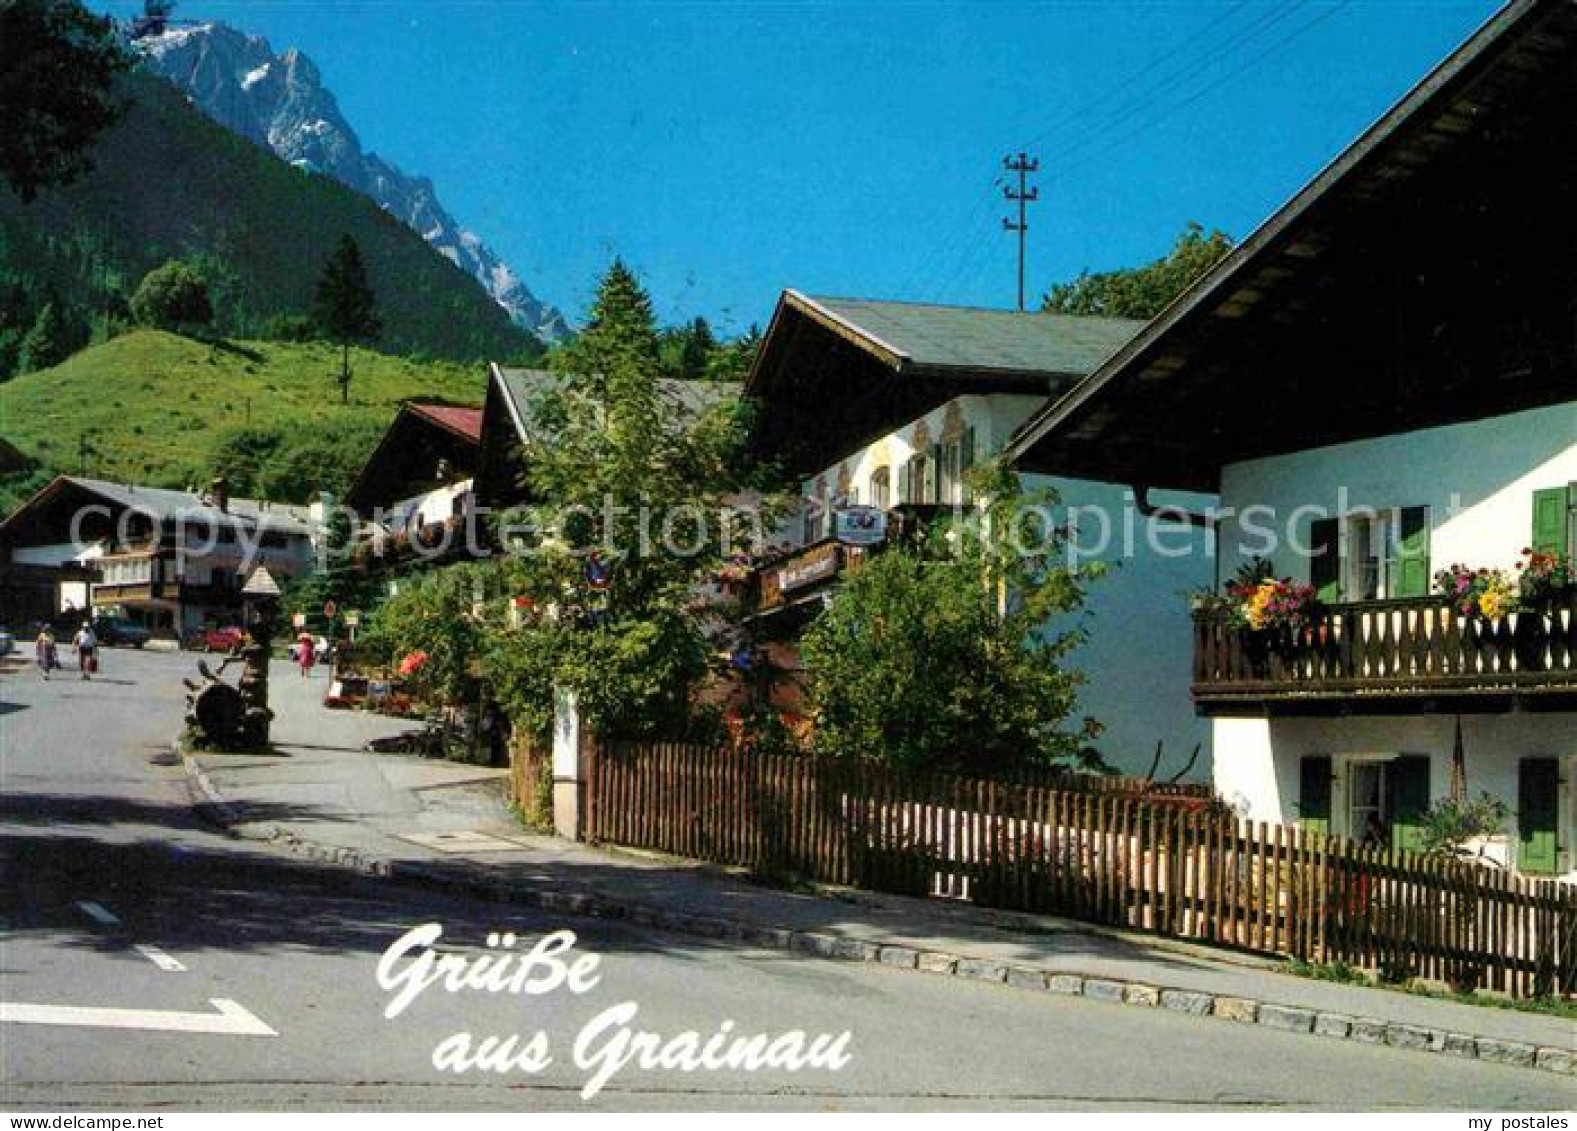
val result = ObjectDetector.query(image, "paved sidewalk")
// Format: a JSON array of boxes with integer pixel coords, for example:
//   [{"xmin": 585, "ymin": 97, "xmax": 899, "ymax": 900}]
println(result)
[{"xmin": 183, "ymin": 662, "xmax": 1576, "ymax": 1074}]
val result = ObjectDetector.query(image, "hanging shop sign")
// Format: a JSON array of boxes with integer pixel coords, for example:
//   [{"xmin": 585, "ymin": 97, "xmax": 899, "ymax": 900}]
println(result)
[{"xmin": 833, "ymin": 505, "xmax": 888, "ymax": 547}]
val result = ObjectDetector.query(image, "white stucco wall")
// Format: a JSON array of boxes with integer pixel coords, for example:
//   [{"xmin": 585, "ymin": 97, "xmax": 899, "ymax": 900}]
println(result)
[
  {"xmin": 1216, "ymin": 400, "xmax": 1577, "ymax": 583},
  {"xmin": 387, "ymin": 478, "xmax": 474, "ymax": 534},
  {"xmin": 797, "ymin": 393, "xmax": 1217, "ymax": 780},
  {"xmin": 1214, "ymin": 713, "xmax": 1576, "ymax": 879}
]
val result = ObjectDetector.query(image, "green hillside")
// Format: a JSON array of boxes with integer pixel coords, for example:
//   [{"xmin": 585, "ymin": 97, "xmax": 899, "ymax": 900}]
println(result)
[
  {"xmin": 0, "ymin": 330, "xmax": 486, "ymax": 511},
  {"xmin": 0, "ymin": 71, "xmax": 540, "ymax": 367}
]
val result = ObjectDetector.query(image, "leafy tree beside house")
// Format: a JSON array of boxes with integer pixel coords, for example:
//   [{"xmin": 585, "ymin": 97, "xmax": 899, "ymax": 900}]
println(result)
[
  {"xmin": 312, "ymin": 235, "xmax": 383, "ymax": 404},
  {"xmin": 1043, "ymin": 222, "xmax": 1234, "ymax": 320},
  {"xmin": 484, "ymin": 260, "xmax": 762, "ymax": 742},
  {"xmin": 130, "ymin": 260, "xmax": 213, "ymax": 334},
  {"xmin": 800, "ymin": 468, "xmax": 1104, "ymax": 776}
]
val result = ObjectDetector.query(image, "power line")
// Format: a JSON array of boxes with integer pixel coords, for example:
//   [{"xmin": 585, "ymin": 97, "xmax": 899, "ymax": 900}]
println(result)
[
  {"xmin": 1043, "ymin": 2, "xmax": 1350, "ymax": 183},
  {"xmin": 1029, "ymin": 2, "xmax": 1311, "ymax": 176},
  {"xmin": 918, "ymin": 3, "xmax": 1302, "ymax": 305}
]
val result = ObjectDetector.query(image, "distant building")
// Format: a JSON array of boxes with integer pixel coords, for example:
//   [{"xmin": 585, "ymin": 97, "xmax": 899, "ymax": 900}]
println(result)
[{"xmin": 0, "ymin": 476, "xmax": 315, "ymax": 637}]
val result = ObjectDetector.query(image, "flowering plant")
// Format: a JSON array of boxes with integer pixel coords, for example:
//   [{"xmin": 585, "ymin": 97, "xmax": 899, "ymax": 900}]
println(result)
[
  {"xmin": 1226, "ymin": 577, "xmax": 1318, "ymax": 632},
  {"xmin": 1515, "ymin": 548, "xmax": 1573, "ymax": 605},
  {"xmin": 714, "ymin": 553, "xmax": 754, "ymax": 586},
  {"xmin": 1434, "ymin": 564, "xmax": 1520, "ymax": 620},
  {"xmin": 396, "ymin": 650, "xmax": 431, "ymax": 677}
]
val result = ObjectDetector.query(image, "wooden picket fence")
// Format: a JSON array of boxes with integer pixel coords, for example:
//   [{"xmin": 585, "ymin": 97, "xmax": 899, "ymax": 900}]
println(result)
[{"xmin": 586, "ymin": 742, "xmax": 1577, "ymax": 999}]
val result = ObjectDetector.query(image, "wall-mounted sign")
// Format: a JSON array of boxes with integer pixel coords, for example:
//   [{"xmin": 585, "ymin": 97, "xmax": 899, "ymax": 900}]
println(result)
[
  {"xmin": 777, "ymin": 542, "xmax": 841, "ymax": 594},
  {"xmin": 833, "ymin": 506, "xmax": 888, "ymax": 547}
]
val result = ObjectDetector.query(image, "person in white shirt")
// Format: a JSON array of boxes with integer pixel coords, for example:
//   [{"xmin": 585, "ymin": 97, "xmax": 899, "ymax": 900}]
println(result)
[{"xmin": 72, "ymin": 622, "xmax": 98, "ymax": 680}]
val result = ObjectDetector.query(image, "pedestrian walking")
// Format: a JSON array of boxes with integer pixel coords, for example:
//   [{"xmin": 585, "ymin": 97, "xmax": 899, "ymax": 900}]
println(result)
[
  {"xmin": 72, "ymin": 621, "xmax": 98, "ymax": 680},
  {"xmin": 34, "ymin": 626, "xmax": 58, "ymax": 679},
  {"xmin": 297, "ymin": 632, "xmax": 315, "ymax": 679}
]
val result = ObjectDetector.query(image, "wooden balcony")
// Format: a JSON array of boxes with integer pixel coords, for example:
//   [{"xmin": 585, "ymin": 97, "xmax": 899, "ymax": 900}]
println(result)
[{"xmin": 1192, "ymin": 591, "xmax": 1577, "ymax": 714}]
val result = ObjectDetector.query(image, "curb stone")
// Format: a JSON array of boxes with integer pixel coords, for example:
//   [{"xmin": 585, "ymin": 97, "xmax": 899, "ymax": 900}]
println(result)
[{"xmin": 178, "ymin": 747, "xmax": 1577, "ymax": 1080}]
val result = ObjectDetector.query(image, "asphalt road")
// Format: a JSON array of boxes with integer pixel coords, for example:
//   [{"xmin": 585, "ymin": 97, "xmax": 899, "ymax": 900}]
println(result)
[{"xmin": 0, "ymin": 648, "xmax": 1571, "ymax": 1111}]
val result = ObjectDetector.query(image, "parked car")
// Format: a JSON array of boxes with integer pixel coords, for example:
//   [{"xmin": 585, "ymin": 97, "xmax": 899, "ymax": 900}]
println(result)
[
  {"xmin": 92, "ymin": 616, "xmax": 151, "ymax": 648},
  {"xmin": 201, "ymin": 625, "xmax": 248, "ymax": 653},
  {"xmin": 0, "ymin": 630, "xmax": 14, "ymax": 656}
]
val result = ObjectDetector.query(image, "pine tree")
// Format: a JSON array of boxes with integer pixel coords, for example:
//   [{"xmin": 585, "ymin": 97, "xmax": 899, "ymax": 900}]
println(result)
[
  {"xmin": 17, "ymin": 301, "xmax": 70, "ymax": 373},
  {"xmin": 311, "ymin": 235, "xmax": 382, "ymax": 404},
  {"xmin": 677, "ymin": 316, "xmax": 716, "ymax": 380}
]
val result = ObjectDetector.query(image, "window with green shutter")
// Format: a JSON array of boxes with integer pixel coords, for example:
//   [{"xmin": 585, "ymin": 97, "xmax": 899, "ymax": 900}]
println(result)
[
  {"xmin": 1298, "ymin": 755, "xmax": 1332, "ymax": 837},
  {"xmin": 1531, "ymin": 486, "xmax": 1572, "ymax": 558},
  {"xmin": 1387, "ymin": 754, "xmax": 1432, "ymax": 855},
  {"xmin": 1309, "ymin": 518, "xmax": 1340, "ymax": 603},
  {"xmin": 897, "ymin": 461, "xmax": 913, "ymax": 506},
  {"xmin": 1517, "ymin": 758, "xmax": 1559, "ymax": 876}
]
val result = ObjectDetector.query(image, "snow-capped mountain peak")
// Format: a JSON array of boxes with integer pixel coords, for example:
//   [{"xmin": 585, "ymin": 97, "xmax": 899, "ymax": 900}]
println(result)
[{"xmin": 135, "ymin": 20, "xmax": 570, "ymax": 343}]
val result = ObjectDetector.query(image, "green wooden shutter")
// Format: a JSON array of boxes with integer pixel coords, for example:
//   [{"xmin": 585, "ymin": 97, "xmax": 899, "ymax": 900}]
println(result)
[
  {"xmin": 1298, "ymin": 755, "xmax": 1332, "ymax": 837},
  {"xmin": 926, "ymin": 444, "xmax": 942, "ymax": 503},
  {"xmin": 1531, "ymin": 487, "xmax": 1571, "ymax": 558},
  {"xmin": 1387, "ymin": 754, "xmax": 1432, "ymax": 855},
  {"xmin": 897, "ymin": 461, "xmax": 912, "ymax": 505},
  {"xmin": 1309, "ymin": 518, "xmax": 1340, "ymax": 603},
  {"xmin": 1517, "ymin": 758, "xmax": 1559, "ymax": 876},
  {"xmin": 1393, "ymin": 506, "xmax": 1431, "ymax": 598}
]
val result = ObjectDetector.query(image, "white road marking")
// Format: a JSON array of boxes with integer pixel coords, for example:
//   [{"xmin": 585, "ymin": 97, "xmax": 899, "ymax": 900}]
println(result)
[
  {"xmin": 75, "ymin": 901, "xmax": 120, "ymax": 926},
  {"xmin": 0, "ymin": 998, "xmax": 276, "ymax": 1036},
  {"xmin": 134, "ymin": 944, "xmax": 186, "ymax": 972}
]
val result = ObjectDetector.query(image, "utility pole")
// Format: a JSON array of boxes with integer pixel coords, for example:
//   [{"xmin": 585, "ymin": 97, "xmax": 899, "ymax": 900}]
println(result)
[{"xmin": 1002, "ymin": 152, "xmax": 1039, "ymax": 312}]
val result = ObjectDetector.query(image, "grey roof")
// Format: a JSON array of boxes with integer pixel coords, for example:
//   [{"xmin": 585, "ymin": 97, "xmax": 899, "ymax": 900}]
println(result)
[
  {"xmin": 790, "ymin": 292, "xmax": 1145, "ymax": 378},
  {"xmin": 492, "ymin": 365, "xmax": 735, "ymax": 444},
  {"xmin": 63, "ymin": 477, "xmax": 314, "ymax": 535}
]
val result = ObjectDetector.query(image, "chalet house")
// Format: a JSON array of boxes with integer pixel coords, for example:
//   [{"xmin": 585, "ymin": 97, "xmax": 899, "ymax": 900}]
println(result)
[
  {"xmin": 0, "ymin": 476, "xmax": 316, "ymax": 638},
  {"xmin": 1006, "ymin": 0, "xmax": 1577, "ymax": 875},
  {"xmin": 745, "ymin": 292, "xmax": 1216, "ymax": 777},
  {"xmin": 345, "ymin": 400, "xmax": 484, "ymax": 530},
  {"xmin": 344, "ymin": 400, "xmax": 486, "ymax": 578}
]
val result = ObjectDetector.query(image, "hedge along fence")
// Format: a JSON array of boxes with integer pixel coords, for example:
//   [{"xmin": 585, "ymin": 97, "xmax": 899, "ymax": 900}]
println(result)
[{"xmin": 586, "ymin": 742, "xmax": 1577, "ymax": 999}]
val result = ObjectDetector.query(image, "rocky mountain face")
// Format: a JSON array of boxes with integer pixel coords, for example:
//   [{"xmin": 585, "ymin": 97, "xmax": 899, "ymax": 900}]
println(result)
[{"xmin": 136, "ymin": 21, "xmax": 570, "ymax": 343}]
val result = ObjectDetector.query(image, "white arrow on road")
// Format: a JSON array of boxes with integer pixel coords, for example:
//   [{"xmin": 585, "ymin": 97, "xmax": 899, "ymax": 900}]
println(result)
[{"xmin": 0, "ymin": 997, "xmax": 276, "ymax": 1036}]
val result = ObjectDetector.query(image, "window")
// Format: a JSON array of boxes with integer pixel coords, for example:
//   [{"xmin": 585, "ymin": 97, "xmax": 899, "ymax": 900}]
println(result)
[
  {"xmin": 1310, "ymin": 506, "xmax": 1429, "ymax": 602},
  {"xmin": 904, "ymin": 451, "xmax": 935, "ymax": 505},
  {"xmin": 869, "ymin": 467, "xmax": 891, "ymax": 510},
  {"xmin": 1348, "ymin": 762, "xmax": 1388, "ymax": 846},
  {"xmin": 935, "ymin": 428, "xmax": 978, "ymax": 506},
  {"xmin": 1340, "ymin": 754, "xmax": 1429, "ymax": 852}
]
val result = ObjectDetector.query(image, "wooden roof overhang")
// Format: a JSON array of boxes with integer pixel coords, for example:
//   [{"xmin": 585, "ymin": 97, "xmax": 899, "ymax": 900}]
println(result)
[
  {"xmin": 0, "ymin": 477, "xmax": 135, "ymax": 549},
  {"xmin": 746, "ymin": 292, "xmax": 1075, "ymax": 476},
  {"xmin": 1006, "ymin": 0, "xmax": 1577, "ymax": 493}
]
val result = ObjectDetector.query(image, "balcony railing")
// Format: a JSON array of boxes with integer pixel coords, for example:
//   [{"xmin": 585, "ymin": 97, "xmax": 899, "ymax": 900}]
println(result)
[{"xmin": 1192, "ymin": 591, "xmax": 1577, "ymax": 710}]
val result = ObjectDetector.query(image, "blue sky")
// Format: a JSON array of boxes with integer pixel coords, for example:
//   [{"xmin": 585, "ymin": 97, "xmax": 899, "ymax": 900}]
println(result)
[{"xmin": 97, "ymin": 1, "xmax": 1499, "ymax": 334}]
